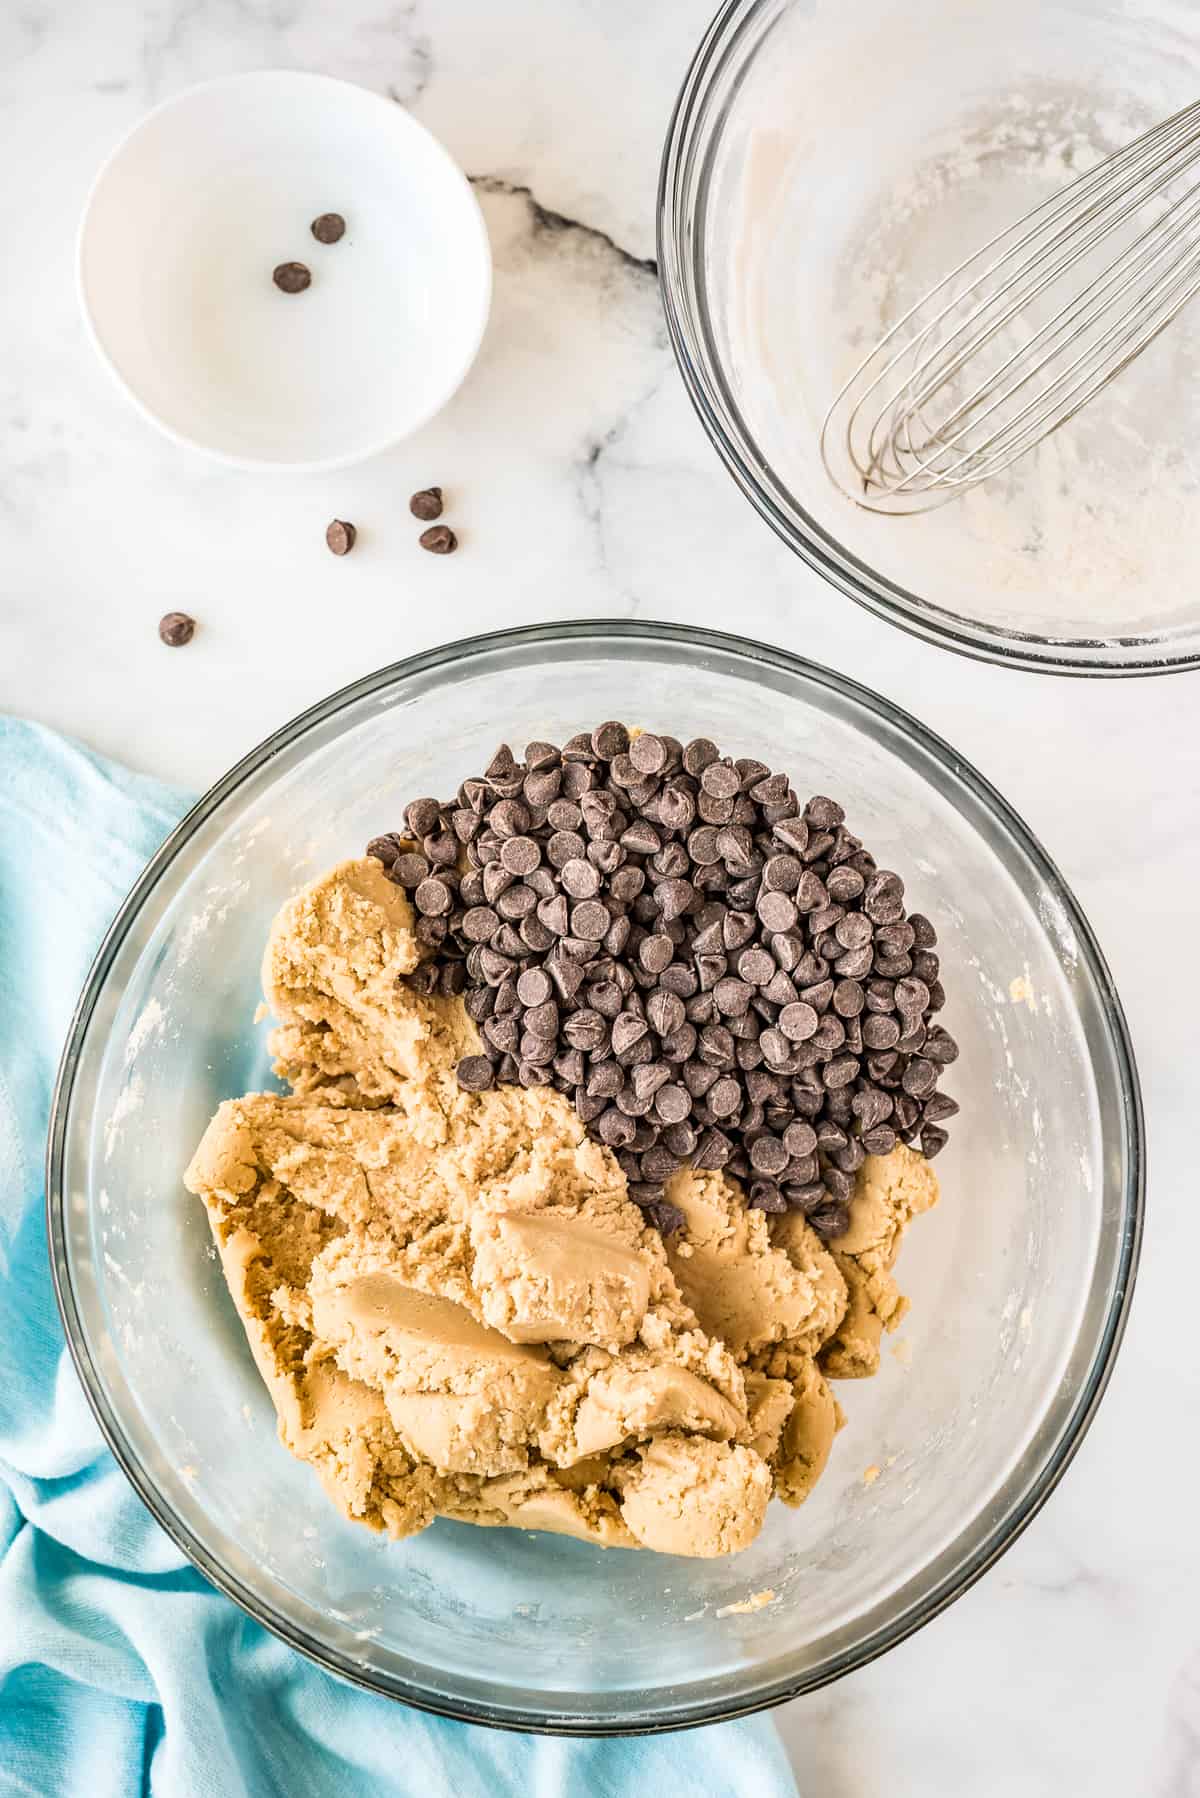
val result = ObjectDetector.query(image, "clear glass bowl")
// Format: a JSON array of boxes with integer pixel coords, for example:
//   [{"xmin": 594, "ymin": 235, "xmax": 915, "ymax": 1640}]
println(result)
[
  {"xmin": 47, "ymin": 622, "xmax": 1142, "ymax": 1731},
  {"xmin": 658, "ymin": 0, "xmax": 1200, "ymax": 674}
]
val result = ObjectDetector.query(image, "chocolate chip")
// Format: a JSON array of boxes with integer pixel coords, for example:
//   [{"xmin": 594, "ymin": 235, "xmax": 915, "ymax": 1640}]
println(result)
[
  {"xmin": 647, "ymin": 1200, "xmax": 686, "ymax": 1235},
  {"xmin": 496, "ymin": 883, "xmax": 537, "ymax": 921},
  {"xmin": 722, "ymin": 911, "xmax": 756, "ymax": 952},
  {"xmin": 591, "ymin": 721, "xmax": 629, "ymax": 761},
  {"xmin": 893, "ymin": 1094, "xmax": 920, "ymax": 1134},
  {"xmin": 690, "ymin": 1127, "xmax": 729, "ymax": 1168},
  {"xmin": 158, "ymin": 611, "xmax": 195, "ymax": 647},
  {"xmin": 910, "ymin": 913, "xmax": 938, "ymax": 948},
  {"xmin": 737, "ymin": 947, "xmax": 776, "ymax": 986},
  {"xmin": 414, "ymin": 877, "xmax": 453, "ymax": 916},
  {"xmin": 409, "ymin": 487, "xmax": 444, "ymax": 521},
  {"xmin": 367, "ymin": 723, "xmax": 956, "ymax": 1234},
  {"xmin": 714, "ymin": 977, "xmax": 753, "ymax": 1017},
  {"xmin": 500, "ymin": 836, "xmax": 541, "ymax": 876},
  {"xmin": 611, "ymin": 1012, "xmax": 648, "ymax": 1057},
  {"xmin": 701, "ymin": 761, "xmax": 741, "ymax": 800},
  {"xmin": 569, "ymin": 900, "xmax": 608, "ymax": 940},
  {"xmin": 809, "ymin": 1204, "xmax": 850, "ymax": 1240},
  {"xmin": 781, "ymin": 1119, "xmax": 817, "ymax": 1159},
  {"xmin": 311, "ymin": 212, "xmax": 346, "ymax": 244},
  {"xmin": 647, "ymin": 989, "xmax": 685, "ymax": 1036},
  {"xmin": 662, "ymin": 1121, "xmax": 697, "ymax": 1158},
  {"xmin": 708, "ymin": 1076, "xmax": 741, "ymax": 1117},
  {"xmin": 657, "ymin": 785, "xmax": 696, "ymax": 834},
  {"xmin": 657, "ymin": 878, "xmax": 696, "ymax": 922},
  {"xmin": 424, "ymin": 830, "xmax": 458, "ymax": 868},
  {"xmin": 325, "ymin": 519, "xmax": 357, "ymax": 556},
  {"xmin": 924, "ymin": 1026, "xmax": 959, "ymax": 1064},
  {"xmin": 561, "ymin": 858, "xmax": 601, "ymax": 899},
  {"xmin": 822, "ymin": 1166, "xmax": 854, "ymax": 1204},
  {"xmin": 629, "ymin": 732, "xmax": 667, "ymax": 774},
  {"xmin": 456, "ymin": 1055, "xmax": 494, "ymax": 1091},
  {"xmin": 598, "ymin": 1107, "xmax": 636, "ymax": 1147},
  {"xmin": 526, "ymin": 1000, "xmax": 560, "ymax": 1040},
  {"xmin": 901, "ymin": 1057, "xmax": 937, "ymax": 1098},
  {"xmin": 654, "ymin": 1082, "xmax": 691, "ymax": 1124},
  {"xmin": 749, "ymin": 1134, "xmax": 789, "ymax": 1176},
  {"xmin": 511, "ymin": 967, "xmax": 549, "ymax": 1008},
  {"xmin": 683, "ymin": 738, "xmax": 719, "ymax": 775},
  {"xmin": 419, "ymin": 525, "xmax": 457, "ymax": 554},
  {"xmin": 827, "ymin": 866, "xmax": 865, "ymax": 902},
  {"xmin": 865, "ymin": 870, "xmax": 905, "ymax": 922},
  {"xmin": 757, "ymin": 890, "xmax": 798, "ymax": 933},
  {"xmin": 762, "ymin": 854, "xmax": 802, "ymax": 894},
  {"xmin": 778, "ymin": 1002, "xmax": 819, "ymax": 1042},
  {"xmin": 366, "ymin": 833, "xmax": 403, "ymax": 867},
  {"xmin": 773, "ymin": 818, "xmax": 809, "ymax": 856},
  {"xmin": 894, "ymin": 976, "xmax": 931, "ymax": 1017},
  {"xmin": 633, "ymin": 1062, "xmax": 671, "ymax": 1101},
  {"xmin": 812, "ymin": 1015, "xmax": 846, "ymax": 1054},
  {"xmin": 273, "ymin": 261, "xmax": 311, "ymax": 293},
  {"xmin": 403, "ymin": 798, "xmax": 438, "ymax": 838},
  {"xmin": 823, "ymin": 1055, "xmax": 860, "ymax": 1089},
  {"xmin": 862, "ymin": 1012, "xmax": 901, "ymax": 1050},
  {"xmin": 461, "ymin": 905, "xmax": 500, "ymax": 943},
  {"xmin": 851, "ymin": 1086, "xmax": 890, "ymax": 1130}
]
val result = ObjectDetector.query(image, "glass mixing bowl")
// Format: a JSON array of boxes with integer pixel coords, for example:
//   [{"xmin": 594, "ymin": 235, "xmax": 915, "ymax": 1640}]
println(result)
[
  {"xmin": 47, "ymin": 622, "xmax": 1141, "ymax": 1731},
  {"xmin": 659, "ymin": 0, "xmax": 1200, "ymax": 674}
]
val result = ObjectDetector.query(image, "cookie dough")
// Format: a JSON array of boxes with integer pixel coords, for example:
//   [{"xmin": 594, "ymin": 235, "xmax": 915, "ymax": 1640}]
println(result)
[{"xmin": 185, "ymin": 858, "xmax": 940, "ymax": 1558}]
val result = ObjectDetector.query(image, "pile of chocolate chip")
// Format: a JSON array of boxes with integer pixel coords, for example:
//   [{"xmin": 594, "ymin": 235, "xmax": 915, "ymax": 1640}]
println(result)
[{"xmin": 366, "ymin": 725, "xmax": 958, "ymax": 1239}]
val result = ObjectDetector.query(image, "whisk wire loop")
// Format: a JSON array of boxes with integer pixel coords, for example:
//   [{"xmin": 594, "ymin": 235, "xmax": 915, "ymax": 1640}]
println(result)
[{"xmin": 821, "ymin": 98, "xmax": 1200, "ymax": 512}]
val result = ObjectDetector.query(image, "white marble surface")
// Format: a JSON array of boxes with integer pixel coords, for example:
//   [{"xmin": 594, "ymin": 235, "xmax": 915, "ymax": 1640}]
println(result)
[{"xmin": 3, "ymin": 4, "xmax": 1198, "ymax": 1793}]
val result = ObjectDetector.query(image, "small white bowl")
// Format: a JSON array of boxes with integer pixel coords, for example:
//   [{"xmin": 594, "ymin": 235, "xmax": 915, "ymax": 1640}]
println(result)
[{"xmin": 78, "ymin": 71, "xmax": 492, "ymax": 471}]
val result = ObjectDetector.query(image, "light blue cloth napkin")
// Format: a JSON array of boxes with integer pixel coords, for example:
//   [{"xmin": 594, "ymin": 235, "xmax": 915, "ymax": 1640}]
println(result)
[{"xmin": 0, "ymin": 717, "xmax": 798, "ymax": 1798}]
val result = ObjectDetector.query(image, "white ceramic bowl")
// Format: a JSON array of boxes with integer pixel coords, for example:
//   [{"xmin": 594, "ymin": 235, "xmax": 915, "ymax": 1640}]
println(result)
[{"xmin": 78, "ymin": 72, "xmax": 492, "ymax": 470}]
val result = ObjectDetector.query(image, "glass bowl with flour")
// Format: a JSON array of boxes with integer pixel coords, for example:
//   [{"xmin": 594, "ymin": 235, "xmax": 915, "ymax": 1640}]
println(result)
[{"xmin": 660, "ymin": 0, "xmax": 1200, "ymax": 673}]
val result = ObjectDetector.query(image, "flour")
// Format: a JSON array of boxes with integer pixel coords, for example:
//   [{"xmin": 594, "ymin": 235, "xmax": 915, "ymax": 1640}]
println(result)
[{"xmin": 722, "ymin": 0, "xmax": 1200, "ymax": 646}]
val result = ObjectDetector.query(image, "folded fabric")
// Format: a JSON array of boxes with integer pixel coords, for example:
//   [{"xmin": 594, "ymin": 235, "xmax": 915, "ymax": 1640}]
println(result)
[{"xmin": 0, "ymin": 717, "xmax": 799, "ymax": 1798}]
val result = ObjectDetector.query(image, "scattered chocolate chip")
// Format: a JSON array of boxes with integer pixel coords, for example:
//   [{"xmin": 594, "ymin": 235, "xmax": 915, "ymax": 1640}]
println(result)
[
  {"xmin": 325, "ymin": 519, "xmax": 356, "ymax": 556},
  {"xmin": 272, "ymin": 261, "xmax": 311, "ymax": 293},
  {"xmin": 158, "ymin": 611, "xmax": 195, "ymax": 648},
  {"xmin": 419, "ymin": 525, "xmax": 457, "ymax": 555},
  {"xmin": 311, "ymin": 212, "xmax": 346, "ymax": 244},
  {"xmin": 409, "ymin": 487, "xmax": 444, "ymax": 521}
]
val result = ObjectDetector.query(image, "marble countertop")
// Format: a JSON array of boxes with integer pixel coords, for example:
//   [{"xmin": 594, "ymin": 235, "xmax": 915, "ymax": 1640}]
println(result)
[{"xmin": 3, "ymin": 3, "xmax": 1197, "ymax": 1792}]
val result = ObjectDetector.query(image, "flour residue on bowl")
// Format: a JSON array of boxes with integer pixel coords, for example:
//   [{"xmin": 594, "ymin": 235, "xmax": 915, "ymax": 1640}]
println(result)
[{"xmin": 103, "ymin": 1073, "xmax": 144, "ymax": 1160}]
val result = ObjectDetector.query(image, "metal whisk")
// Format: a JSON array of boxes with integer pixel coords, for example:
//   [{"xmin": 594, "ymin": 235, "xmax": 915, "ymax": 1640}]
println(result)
[{"xmin": 820, "ymin": 98, "xmax": 1200, "ymax": 514}]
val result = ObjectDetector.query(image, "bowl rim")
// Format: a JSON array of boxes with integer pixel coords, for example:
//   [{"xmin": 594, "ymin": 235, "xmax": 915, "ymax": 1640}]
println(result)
[
  {"xmin": 656, "ymin": 0, "xmax": 1200, "ymax": 678},
  {"xmin": 46, "ymin": 618, "xmax": 1144, "ymax": 1733},
  {"xmin": 76, "ymin": 69, "xmax": 493, "ymax": 474}
]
